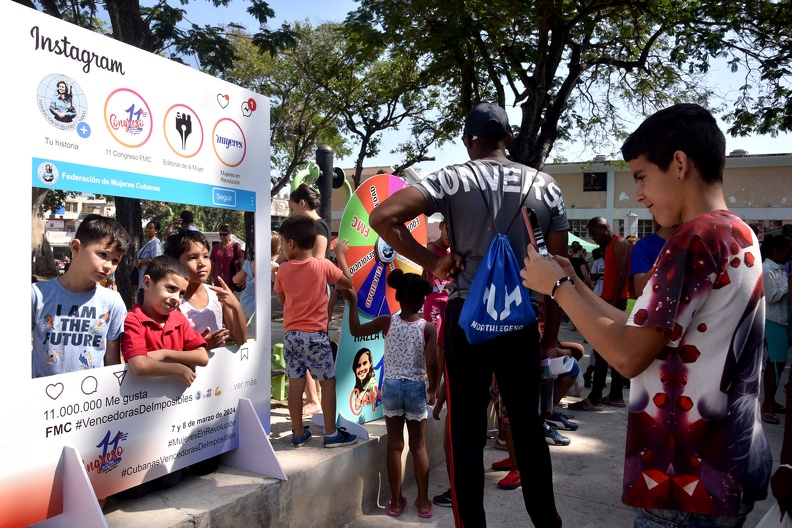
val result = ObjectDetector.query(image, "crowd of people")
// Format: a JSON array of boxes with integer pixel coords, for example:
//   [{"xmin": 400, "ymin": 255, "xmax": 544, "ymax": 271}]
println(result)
[{"xmin": 32, "ymin": 101, "xmax": 792, "ymax": 527}]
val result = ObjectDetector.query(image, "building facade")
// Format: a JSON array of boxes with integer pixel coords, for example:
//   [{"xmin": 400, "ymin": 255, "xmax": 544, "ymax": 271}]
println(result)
[{"xmin": 45, "ymin": 196, "xmax": 116, "ymax": 260}]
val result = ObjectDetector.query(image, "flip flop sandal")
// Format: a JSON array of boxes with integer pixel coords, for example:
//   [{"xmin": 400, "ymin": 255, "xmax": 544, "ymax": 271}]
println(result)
[
  {"xmin": 387, "ymin": 496, "xmax": 407, "ymax": 517},
  {"xmin": 762, "ymin": 411, "xmax": 781, "ymax": 425},
  {"xmin": 415, "ymin": 499, "xmax": 433, "ymax": 518}
]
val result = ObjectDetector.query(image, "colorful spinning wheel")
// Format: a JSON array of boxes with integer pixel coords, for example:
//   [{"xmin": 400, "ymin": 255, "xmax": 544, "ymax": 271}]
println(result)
[{"xmin": 338, "ymin": 174, "xmax": 427, "ymax": 317}]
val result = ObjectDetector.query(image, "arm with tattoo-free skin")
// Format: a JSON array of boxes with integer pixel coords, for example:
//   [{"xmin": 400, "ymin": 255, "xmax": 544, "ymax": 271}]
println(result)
[
  {"xmin": 539, "ymin": 230, "xmax": 568, "ymax": 359},
  {"xmin": 606, "ymin": 236, "xmax": 631, "ymax": 305}
]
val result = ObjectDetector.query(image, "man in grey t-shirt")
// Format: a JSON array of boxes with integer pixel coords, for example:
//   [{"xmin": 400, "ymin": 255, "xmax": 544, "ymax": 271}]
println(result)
[{"xmin": 371, "ymin": 103, "xmax": 567, "ymax": 527}]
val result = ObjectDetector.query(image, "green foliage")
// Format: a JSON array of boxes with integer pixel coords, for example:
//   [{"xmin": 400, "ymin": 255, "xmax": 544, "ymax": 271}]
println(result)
[
  {"xmin": 218, "ymin": 26, "xmax": 350, "ymax": 195},
  {"xmin": 142, "ymin": 201, "xmax": 245, "ymax": 238},
  {"xmin": 345, "ymin": 0, "xmax": 791, "ymax": 168},
  {"xmin": 39, "ymin": 190, "xmax": 79, "ymax": 215},
  {"xmin": 296, "ymin": 23, "xmax": 452, "ymax": 185}
]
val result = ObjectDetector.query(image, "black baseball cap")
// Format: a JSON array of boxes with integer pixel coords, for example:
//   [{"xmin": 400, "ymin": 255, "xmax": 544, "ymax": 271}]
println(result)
[{"xmin": 464, "ymin": 103, "xmax": 510, "ymax": 139}]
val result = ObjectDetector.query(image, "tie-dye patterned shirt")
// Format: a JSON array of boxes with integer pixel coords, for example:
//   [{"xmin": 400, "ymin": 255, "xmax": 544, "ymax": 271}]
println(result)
[{"xmin": 624, "ymin": 210, "xmax": 771, "ymax": 516}]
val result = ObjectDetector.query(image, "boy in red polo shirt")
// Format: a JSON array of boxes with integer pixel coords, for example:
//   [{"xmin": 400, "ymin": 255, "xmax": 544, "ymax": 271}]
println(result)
[
  {"xmin": 122, "ymin": 255, "xmax": 208, "ymax": 384},
  {"xmin": 117, "ymin": 255, "xmax": 209, "ymax": 499}
]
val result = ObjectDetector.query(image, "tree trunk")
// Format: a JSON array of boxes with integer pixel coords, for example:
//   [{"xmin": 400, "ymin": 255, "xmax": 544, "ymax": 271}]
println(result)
[
  {"xmin": 244, "ymin": 211, "xmax": 255, "ymax": 260},
  {"xmin": 114, "ymin": 197, "xmax": 142, "ymax": 309},
  {"xmin": 32, "ymin": 188, "xmax": 57, "ymax": 279},
  {"xmin": 105, "ymin": 0, "xmax": 158, "ymax": 51}
]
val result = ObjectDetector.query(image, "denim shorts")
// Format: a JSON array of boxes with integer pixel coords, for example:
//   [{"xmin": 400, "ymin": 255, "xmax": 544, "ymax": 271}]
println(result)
[
  {"xmin": 634, "ymin": 508, "xmax": 747, "ymax": 528},
  {"xmin": 283, "ymin": 330, "xmax": 335, "ymax": 380},
  {"xmin": 382, "ymin": 378, "xmax": 427, "ymax": 421}
]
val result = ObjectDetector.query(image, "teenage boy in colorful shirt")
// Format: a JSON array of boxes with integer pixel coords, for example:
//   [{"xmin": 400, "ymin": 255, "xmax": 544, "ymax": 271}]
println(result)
[{"xmin": 521, "ymin": 103, "xmax": 771, "ymax": 527}]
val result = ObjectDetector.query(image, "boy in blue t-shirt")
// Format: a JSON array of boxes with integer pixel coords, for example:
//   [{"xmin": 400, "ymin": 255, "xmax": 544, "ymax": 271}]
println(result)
[{"xmin": 32, "ymin": 214, "xmax": 130, "ymax": 377}]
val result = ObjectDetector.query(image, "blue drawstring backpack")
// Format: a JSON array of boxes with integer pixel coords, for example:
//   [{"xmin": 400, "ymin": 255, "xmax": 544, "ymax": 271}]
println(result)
[
  {"xmin": 459, "ymin": 234, "xmax": 536, "ymax": 344},
  {"xmin": 452, "ymin": 164, "xmax": 539, "ymax": 345}
]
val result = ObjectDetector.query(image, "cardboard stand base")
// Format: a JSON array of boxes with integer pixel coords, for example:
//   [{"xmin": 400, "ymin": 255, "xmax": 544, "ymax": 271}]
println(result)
[
  {"xmin": 311, "ymin": 412, "xmax": 369, "ymax": 441},
  {"xmin": 222, "ymin": 398, "xmax": 287, "ymax": 480},
  {"xmin": 35, "ymin": 446, "xmax": 108, "ymax": 528}
]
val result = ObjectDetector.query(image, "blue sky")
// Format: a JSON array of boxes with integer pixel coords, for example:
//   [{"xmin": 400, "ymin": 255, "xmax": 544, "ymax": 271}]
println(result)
[{"xmin": 177, "ymin": 0, "xmax": 791, "ymax": 173}]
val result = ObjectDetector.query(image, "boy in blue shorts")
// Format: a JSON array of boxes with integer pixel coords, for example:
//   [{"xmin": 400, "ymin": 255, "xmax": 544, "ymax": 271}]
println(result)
[
  {"xmin": 32, "ymin": 213, "xmax": 130, "ymax": 377},
  {"xmin": 274, "ymin": 216, "xmax": 357, "ymax": 448}
]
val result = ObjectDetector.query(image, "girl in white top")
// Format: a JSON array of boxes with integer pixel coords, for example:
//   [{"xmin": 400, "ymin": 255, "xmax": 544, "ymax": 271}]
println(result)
[{"xmin": 339, "ymin": 253, "xmax": 438, "ymax": 519}]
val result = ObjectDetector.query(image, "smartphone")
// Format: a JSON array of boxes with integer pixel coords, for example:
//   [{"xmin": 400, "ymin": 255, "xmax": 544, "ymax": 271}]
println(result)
[{"xmin": 522, "ymin": 207, "xmax": 549, "ymax": 257}]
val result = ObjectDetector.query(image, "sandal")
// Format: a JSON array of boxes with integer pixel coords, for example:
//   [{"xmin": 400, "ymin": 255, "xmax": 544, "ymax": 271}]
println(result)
[
  {"xmin": 602, "ymin": 396, "xmax": 627, "ymax": 408},
  {"xmin": 387, "ymin": 496, "xmax": 407, "ymax": 517},
  {"xmin": 762, "ymin": 411, "xmax": 781, "ymax": 425},
  {"xmin": 415, "ymin": 499, "xmax": 433, "ymax": 518},
  {"xmin": 568, "ymin": 398, "xmax": 603, "ymax": 412}
]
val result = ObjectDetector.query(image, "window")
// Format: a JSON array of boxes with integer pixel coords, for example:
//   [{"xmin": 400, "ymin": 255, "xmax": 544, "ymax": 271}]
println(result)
[
  {"xmin": 636, "ymin": 220, "xmax": 653, "ymax": 239},
  {"xmin": 583, "ymin": 172, "xmax": 607, "ymax": 192},
  {"xmin": 617, "ymin": 219, "xmax": 654, "ymax": 238},
  {"xmin": 568, "ymin": 219, "xmax": 590, "ymax": 239}
]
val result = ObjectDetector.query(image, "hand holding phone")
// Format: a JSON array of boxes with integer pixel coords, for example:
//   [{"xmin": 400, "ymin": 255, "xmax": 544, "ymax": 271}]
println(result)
[{"xmin": 522, "ymin": 207, "xmax": 549, "ymax": 257}]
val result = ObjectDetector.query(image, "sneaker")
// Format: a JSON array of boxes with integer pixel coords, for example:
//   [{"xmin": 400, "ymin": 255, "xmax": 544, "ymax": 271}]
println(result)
[
  {"xmin": 544, "ymin": 424, "xmax": 571, "ymax": 446},
  {"xmin": 491, "ymin": 457, "xmax": 514, "ymax": 471},
  {"xmin": 555, "ymin": 404, "xmax": 574, "ymax": 419},
  {"xmin": 493, "ymin": 433, "xmax": 508, "ymax": 450},
  {"xmin": 324, "ymin": 427, "xmax": 358, "ymax": 448},
  {"xmin": 497, "ymin": 469, "xmax": 521, "ymax": 490},
  {"xmin": 432, "ymin": 489, "xmax": 453, "ymax": 507},
  {"xmin": 547, "ymin": 411, "xmax": 579, "ymax": 431},
  {"xmin": 291, "ymin": 428, "xmax": 312, "ymax": 447}
]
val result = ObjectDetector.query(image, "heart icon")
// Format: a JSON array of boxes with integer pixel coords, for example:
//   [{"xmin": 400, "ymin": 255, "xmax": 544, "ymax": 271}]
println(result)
[
  {"xmin": 217, "ymin": 94, "xmax": 229, "ymax": 109},
  {"xmin": 214, "ymin": 386, "xmax": 222, "ymax": 396},
  {"xmin": 46, "ymin": 383, "xmax": 64, "ymax": 400}
]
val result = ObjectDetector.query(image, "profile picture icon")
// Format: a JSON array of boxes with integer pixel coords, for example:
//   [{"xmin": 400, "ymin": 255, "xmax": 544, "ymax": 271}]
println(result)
[
  {"xmin": 51, "ymin": 81, "xmax": 75, "ymax": 123},
  {"xmin": 36, "ymin": 162, "xmax": 59, "ymax": 186},
  {"xmin": 37, "ymin": 74, "xmax": 88, "ymax": 131}
]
